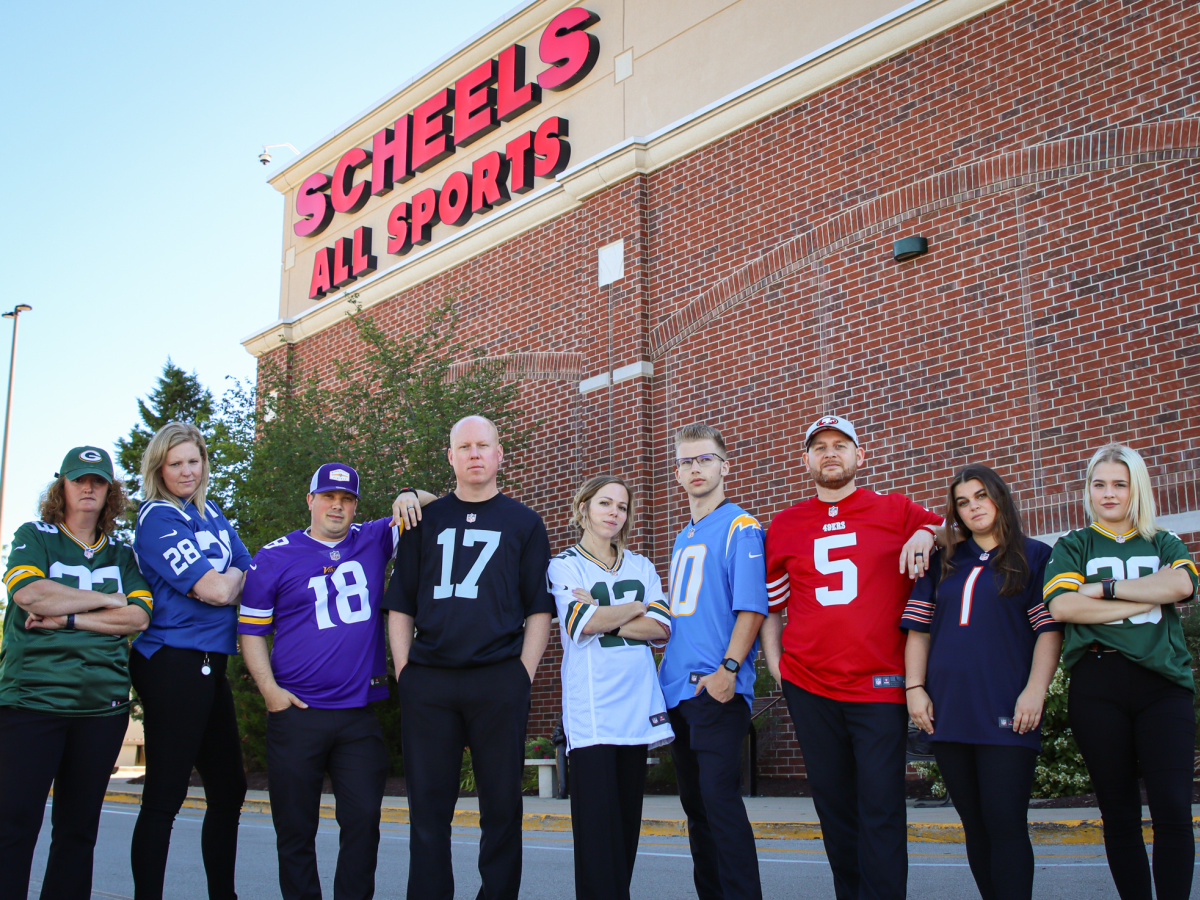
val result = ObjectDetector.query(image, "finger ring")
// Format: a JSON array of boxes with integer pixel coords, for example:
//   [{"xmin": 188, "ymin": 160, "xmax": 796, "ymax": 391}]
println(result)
[{"xmin": 914, "ymin": 552, "xmax": 924, "ymax": 557}]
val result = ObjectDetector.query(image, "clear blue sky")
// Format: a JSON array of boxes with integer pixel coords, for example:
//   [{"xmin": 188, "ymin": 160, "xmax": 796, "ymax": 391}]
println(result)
[{"xmin": 0, "ymin": 0, "xmax": 519, "ymax": 558}]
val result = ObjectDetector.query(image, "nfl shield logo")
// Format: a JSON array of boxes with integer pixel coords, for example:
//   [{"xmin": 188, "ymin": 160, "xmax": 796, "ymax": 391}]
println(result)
[
  {"xmin": 828, "ymin": 506, "xmax": 838, "ymax": 517},
  {"xmin": 330, "ymin": 550, "xmax": 341, "ymax": 561},
  {"xmin": 467, "ymin": 513, "xmax": 477, "ymax": 523}
]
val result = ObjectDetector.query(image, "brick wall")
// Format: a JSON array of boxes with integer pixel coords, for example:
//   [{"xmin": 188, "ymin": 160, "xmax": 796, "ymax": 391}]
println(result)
[{"xmin": 262, "ymin": 0, "xmax": 1200, "ymax": 780}]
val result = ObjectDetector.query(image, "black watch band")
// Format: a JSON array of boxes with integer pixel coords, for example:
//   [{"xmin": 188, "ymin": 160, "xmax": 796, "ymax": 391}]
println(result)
[
  {"xmin": 721, "ymin": 657, "xmax": 739, "ymax": 673},
  {"xmin": 1101, "ymin": 578, "xmax": 1117, "ymax": 600},
  {"xmin": 399, "ymin": 486, "xmax": 417, "ymax": 496}
]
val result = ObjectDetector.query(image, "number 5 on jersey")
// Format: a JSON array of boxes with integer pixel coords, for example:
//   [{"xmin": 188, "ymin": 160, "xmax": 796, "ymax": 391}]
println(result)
[{"xmin": 813, "ymin": 533, "xmax": 858, "ymax": 606}]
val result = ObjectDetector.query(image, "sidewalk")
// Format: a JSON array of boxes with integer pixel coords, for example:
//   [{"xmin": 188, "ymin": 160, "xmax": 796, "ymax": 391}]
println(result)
[{"xmin": 105, "ymin": 776, "xmax": 1200, "ymax": 845}]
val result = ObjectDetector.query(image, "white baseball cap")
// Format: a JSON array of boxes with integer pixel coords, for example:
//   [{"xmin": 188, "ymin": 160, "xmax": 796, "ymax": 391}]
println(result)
[{"xmin": 804, "ymin": 415, "xmax": 858, "ymax": 448}]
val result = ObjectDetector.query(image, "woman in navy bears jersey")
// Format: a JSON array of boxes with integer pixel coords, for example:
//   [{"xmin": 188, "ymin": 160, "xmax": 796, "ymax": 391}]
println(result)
[
  {"xmin": 1044, "ymin": 444, "xmax": 1198, "ymax": 900},
  {"xmin": 548, "ymin": 475, "xmax": 674, "ymax": 900},
  {"xmin": 130, "ymin": 422, "xmax": 253, "ymax": 900},
  {"xmin": 902, "ymin": 464, "xmax": 1063, "ymax": 900},
  {"xmin": 0, "ymin": 445, "xmax": 152, "ymax": 900}
]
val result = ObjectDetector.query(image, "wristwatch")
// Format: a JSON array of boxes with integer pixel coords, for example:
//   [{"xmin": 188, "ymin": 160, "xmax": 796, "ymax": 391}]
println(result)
[{"xmin": 721, "ymin": 657, "xmax": 740, "ymax": 674}]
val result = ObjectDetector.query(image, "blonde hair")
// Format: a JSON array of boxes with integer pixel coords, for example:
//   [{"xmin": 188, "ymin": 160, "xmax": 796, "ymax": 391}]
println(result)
[
  {"xmin": 1083, "ymin": 443, "xmax": 1159, "ymax": 541},
  {"xmin": 674, "ymin": 423, "xmax": 726, "ymax": 454},
  {"xmin": 571, "ymin": 476, "xmax": 634, "ymax": 551},
  {"xmin": 141, "ymin": 422, "xmax": 211, "ymax": 517}
]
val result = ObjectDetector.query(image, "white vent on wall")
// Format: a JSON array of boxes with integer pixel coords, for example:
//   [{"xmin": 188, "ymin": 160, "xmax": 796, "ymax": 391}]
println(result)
[{"xmin": 598, "ymin": 239, "xmax": 624, "ymax": 286}]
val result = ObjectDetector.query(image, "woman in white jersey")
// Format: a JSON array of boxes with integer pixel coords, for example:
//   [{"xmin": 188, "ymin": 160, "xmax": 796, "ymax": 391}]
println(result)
[
  {"xmin": 548, "ymin": 475, "xmax": 674, "ymax": 900},
  {"xmin": 1045, "ymin": 444, "xmax": 1198, "ymax": 900}
]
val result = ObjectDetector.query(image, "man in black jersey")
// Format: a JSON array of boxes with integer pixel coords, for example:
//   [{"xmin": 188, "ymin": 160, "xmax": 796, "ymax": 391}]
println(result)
[{"xmin": 383, "ymin": 415, "xmax": 553, "ymax": 900}]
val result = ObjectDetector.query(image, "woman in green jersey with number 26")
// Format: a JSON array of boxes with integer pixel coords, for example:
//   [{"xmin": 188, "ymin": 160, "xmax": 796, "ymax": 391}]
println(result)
[
  {"xmin": 1045, "ymin": 443, "xmax": 1198, "ymax": 900},
  {"xmin": 0, "ymin": 446, "xmax": 153, "ymax": 900}
]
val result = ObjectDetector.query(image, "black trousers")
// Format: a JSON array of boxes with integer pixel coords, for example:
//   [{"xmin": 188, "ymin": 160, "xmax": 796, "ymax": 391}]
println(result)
[
  {"xmin": 267, "ymin": 705, "xmax": 388, "ymax": 900},
  {"xmin": 782, "ymin": 681, "xmax": 908, "ymax": 900},
  {"xmin": 932, "ymin": 742, "xmax": 1038, "ymax": 900},
  {"xmin": 1069, "ymin": 650, "xmax": 1195, "ymax": 900},
  {"xmin": 398, "ymin": 657, "xmax": 531, "ymax": 900},
  {"xmin": 567, "ymin": 743, "xmax": 648, "ymax": 900},
  {"xmin": 130, "ymin": 647, "xmax": 247, "ymax": 900},
  {"xmin": 0, "ymin": 706, "xmax": 128, "ymax": 900},
  {"xmin": 668, "ymin": 693, "xmax": 762, "ymax": 900}
]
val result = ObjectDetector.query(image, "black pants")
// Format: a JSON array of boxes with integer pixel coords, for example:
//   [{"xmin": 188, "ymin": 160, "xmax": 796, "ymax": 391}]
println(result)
[
  {"xmin": 266, "ymin": 705, "xmax": 388, "ymax": 900},
  {"xmin": 398, "ymin": 657, "xmax": 531, "ymax": 900},
  {"xmin": 932, "ymin": 742, "xmax": 1037, "ymax": 900},
  {"xmin": 1069, "ymin": 651, "xmax": 1195, "ymax": 900},
  {"xmin": 782, "ymin": 681, "xmax": 908, "ymax": 900},
  {"xmin": 668, "ymin": 693, "xmax": 761, "ymax": 900},
  {"xmin": 130, "ymin": 647, "xmax": 247, "ymax": 900},
  {"xmin": 0, "ymin": 706, "xmax": 128, "ymax": 900},
  {"xmin": 567, "ymin": 743, "xmax": 648, "ymax": 900}
]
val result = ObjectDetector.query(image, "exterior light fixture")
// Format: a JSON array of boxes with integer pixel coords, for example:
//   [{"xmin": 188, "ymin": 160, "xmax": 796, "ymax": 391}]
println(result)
[{"xmin": 892, "ymin": 236, "xmax": 929, "ymax": 262}]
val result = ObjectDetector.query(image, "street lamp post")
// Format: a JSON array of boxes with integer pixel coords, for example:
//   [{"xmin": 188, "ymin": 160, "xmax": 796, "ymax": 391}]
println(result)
[{"xmin": 0, "ymin": 304, "xmax": 32, "ymax": 554}]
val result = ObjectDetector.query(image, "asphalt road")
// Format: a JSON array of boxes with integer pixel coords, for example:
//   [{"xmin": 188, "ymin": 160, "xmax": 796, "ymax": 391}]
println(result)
[{"xmin": 24, "ymin": 800, "xmax": 1198, "ymax": 898}]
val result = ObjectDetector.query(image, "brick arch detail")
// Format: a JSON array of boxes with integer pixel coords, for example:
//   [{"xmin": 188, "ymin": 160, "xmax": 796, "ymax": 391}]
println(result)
[{"xmin": 649, "ymin": 119, "xmax": 1200, "ymax": 358}]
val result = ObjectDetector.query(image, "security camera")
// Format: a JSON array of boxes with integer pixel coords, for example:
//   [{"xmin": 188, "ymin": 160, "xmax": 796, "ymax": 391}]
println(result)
[{"xmin": 258, "ymin": 150, "xmax": 272, "ymax": 166}]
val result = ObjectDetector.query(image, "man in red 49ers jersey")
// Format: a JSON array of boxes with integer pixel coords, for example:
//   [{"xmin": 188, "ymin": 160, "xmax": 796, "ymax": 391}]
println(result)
[{"xmin": 761, "ymin": 416, "xmax": 940, "ymax": 900}]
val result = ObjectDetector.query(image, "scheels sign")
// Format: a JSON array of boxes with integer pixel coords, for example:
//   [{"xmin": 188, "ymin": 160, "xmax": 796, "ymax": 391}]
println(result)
[{"xmin": 301, "ymin": 7, "xmax": 600, "ymax": 300}]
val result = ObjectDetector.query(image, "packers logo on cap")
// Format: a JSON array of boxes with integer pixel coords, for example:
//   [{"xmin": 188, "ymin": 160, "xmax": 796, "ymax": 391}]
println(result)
[{"xmin": 79, "ymin": 449, "xmax": 103, "ymax": 463}]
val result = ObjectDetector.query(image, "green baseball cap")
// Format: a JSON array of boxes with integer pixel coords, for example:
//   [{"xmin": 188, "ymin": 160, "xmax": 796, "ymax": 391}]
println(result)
[{"xmin": 58, "ymin": 446, "xmax": 114, "ymax": 483}]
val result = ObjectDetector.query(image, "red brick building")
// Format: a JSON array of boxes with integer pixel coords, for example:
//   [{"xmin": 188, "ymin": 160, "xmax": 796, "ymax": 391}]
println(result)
[{"xmin": 246, "ymin": 0, "xmax": 1200, "ymax": 780}]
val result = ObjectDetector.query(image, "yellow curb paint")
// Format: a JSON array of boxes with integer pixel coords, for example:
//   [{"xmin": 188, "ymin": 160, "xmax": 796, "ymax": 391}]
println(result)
[{"xmin": 99, "ymin": 792, "xmax": 1188, "ymax": 845}]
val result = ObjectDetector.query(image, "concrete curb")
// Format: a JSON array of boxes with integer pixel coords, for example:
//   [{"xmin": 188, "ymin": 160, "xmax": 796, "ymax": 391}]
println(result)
[{"xmin": 104, "ymin": 789, "xmax": 1177, "ymax": 844}]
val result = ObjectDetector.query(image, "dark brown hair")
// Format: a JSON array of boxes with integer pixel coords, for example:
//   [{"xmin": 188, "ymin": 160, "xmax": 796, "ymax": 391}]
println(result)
[
  {"xmin": 39, "ymin": 476, "xmax": 128, "ymax": 538},
  {"xmin": 942, "ymin": 464, "xmax": 1030, "ymax": 596}
]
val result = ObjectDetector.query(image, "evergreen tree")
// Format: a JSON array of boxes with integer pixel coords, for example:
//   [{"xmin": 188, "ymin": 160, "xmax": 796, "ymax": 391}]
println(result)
[{"xmin": 116, "ymin": 359, "xmax": 215, "ymax": 497}]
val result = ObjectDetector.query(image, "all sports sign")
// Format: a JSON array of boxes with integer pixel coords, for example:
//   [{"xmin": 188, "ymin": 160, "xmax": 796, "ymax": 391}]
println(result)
[{"xmin": 301, "ymin": 7, "xmax": 600, "ymax": 300}]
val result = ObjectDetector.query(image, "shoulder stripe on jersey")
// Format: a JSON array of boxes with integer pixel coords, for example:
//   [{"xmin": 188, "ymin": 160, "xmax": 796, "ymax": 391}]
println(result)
[
  {"xmin": 238, "ymin": 615, "xmax": 273, "ymax": 625},
  {"xmin": 1043, "ymin": 572, "xmax": 1083, "ymax": 598},
  {"xmin": 138, "ymin": 499, "xmax": 188, "ymax": 527},
  {"xmin": 3, "ymin": 565, "xmax": 44, "ymax": 590},
  {"xmin": 1172, "ymin": 559, "xmax": 1199, "ymax": 575},
  {"xmin": 239, "ymin": 605, "xmax": 274, "ymax": 618},
  {"xmin": 726, "ymin": 514, "xmax": 762, "ymax": 554}
]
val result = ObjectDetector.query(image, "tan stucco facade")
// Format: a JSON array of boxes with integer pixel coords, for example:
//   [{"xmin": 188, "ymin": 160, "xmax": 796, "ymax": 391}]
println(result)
[{"xmin": 245, "ymin": 0, "xmax": 1007, "ymax": 356}]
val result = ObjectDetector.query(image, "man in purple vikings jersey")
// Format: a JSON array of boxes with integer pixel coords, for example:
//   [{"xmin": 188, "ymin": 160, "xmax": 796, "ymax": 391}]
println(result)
[{"xmin": 239, "ymin": 464, "xmax": 430, "ymax": 900}]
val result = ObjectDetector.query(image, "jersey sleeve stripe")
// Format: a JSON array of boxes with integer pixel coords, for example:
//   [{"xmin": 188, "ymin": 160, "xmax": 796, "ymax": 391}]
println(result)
[
  {"xmin": 767, "ymin": 581, "xmax": 789, "ymax": 599},
  {"xmin": 646, "ymin": 599, "xmax": 671, "ymax": 618},
  {"xmin": 238, "ymin": 605, "xmax": 274, "ymax": 618},
  {"xmin": 1172, "ymin": 559, "xmax": 1199, "ymax": 575},
  {"xmin": 3, "ymin": 566, "xmax": 44, "ymax": 590},
  {"xmin": 1043, "ymin": 573, "xmax": 1083, "ymax": 598},
  {"xmin": 127, "ymin": 589, "xmax": 154, "ymax": 609},
  {"xmin": 565, "ymin": 600, "xmax": 590, "ymax": 639},
  {"xmin": 766, "ymin": 573, "xmax": 788, "ymax": 590},
  {"xmin": 238, "ymin": 615, "xmax": 273, "ymax": 625},
  {"xmin": 1028, "ymin": 604, "xmax": 1056, "ymax": 630},
  {"xmin": 767, "ymin": 590, "xmax": 789, "ymax": 611}
]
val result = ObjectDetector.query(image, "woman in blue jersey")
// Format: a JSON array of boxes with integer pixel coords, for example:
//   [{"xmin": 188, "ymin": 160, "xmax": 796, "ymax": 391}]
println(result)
[
  {"xmin": 902, "ymin": 464, "xmax": 1063, "ymax": 900},
  {"xmin": 1044, "ymin": 444, "xmax": 1198, "ymax": 900},
  {"xmin": 548, "ymin": 475, "xmax": 674, "ymax": 900},
  {"xmin": 130, "ymin": 422, "xmax": 252, "ymax": 900},
  {"xmin": 0, "ymin": 446, "xmax": 153, "ymax": 900}
]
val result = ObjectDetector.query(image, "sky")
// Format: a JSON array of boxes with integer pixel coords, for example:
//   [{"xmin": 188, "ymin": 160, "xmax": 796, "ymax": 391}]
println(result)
[{"xmin": 0, "ymin": 0, "xmax": 521, "ymax": 558}]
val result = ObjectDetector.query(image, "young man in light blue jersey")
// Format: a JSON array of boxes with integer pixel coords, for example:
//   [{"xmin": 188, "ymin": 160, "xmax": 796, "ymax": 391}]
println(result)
[{"xmin": 659, "ymin": 423, "xmax": 767, "ymax": 900}]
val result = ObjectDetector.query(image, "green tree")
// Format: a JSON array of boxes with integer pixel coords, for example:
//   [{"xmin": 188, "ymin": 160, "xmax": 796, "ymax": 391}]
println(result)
[
  {"xmin": 116, "ymin": 359, "xmax": 216, "ymax": 497},
  {"xmin": 214, "ymin": 298, "xmax": 534, "ymax": 772},
  {"xmin": 218, "ymin": 298, "xmax": 532, "ymax": 553}
]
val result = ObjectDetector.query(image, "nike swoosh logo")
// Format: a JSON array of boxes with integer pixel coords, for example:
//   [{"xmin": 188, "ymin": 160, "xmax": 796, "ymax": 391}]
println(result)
[
  {"xmin": 249, "ymin": 564, "xmax": 257, "ymax": 570},
  {"xmin": 748, "ymin": 553, "xmax": 762, "ymax": 558},
  {"xmin": 161, "ymin": 530, "xmax": 178, "ymax": 539}
]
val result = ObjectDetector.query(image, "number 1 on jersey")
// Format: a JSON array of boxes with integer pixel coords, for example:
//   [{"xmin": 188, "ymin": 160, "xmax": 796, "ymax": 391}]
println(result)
[{"xmin": 433, "ymin": 528, "xmax": 501, "ymax": 599}]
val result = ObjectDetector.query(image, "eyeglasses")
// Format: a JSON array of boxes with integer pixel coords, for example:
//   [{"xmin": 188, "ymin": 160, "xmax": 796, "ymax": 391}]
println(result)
[{"xmin": 674, "ymin": 454, "xmax": 726, "ymax": 470}]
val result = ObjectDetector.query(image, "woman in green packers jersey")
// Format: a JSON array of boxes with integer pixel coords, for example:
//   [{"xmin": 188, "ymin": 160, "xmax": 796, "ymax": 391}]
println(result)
[
  {"xmin": 1045, "ymin": 443, "xmax": 1199, "ymax": 900},
  {"xmin": 0, "ymin": 445, "xmax": 153, "ymax": 900}
]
